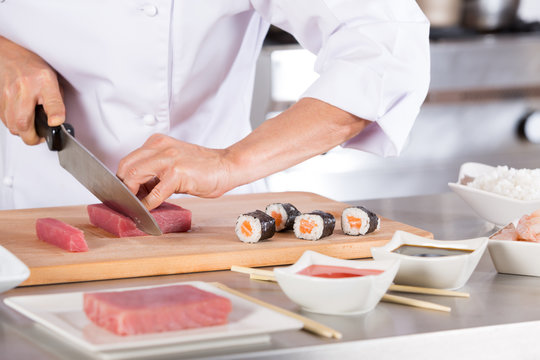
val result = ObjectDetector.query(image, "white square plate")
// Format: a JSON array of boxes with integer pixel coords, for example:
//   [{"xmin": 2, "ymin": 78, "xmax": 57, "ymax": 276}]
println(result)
[
  {"xmin": 0, "ymin": 244, "xmax": 30, "ymax": 293},
  {"xmin": 4, "ymin": 281, "xmax": 302, "ymax": 358}
]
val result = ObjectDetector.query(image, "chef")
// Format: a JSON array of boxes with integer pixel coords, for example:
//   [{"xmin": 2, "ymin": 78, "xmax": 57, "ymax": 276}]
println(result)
[{"xmin": 0, "ymin": 0, "xmax": 430, "ymax": 210}]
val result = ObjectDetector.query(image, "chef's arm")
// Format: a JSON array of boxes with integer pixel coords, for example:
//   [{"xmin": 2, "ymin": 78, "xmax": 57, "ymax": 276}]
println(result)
[
  {"xmin": 253, "ymin": 0, "xmax": 430, "ymax": 157},
  {"xmin": 226, "ymin": 97, "xmax": 368, "ymax": 189},
  {"xmin": 117, "ymin": 97, "xmax": 369, "ymax": 210},
  {"xmin": 0, "ymin": 35, "xmax": 65, "ymax": 145}
]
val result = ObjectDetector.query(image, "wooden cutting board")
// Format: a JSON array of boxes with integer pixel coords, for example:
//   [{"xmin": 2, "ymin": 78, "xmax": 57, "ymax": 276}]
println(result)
[{"xmin": 0, "ymin": 191, "xmax": 432, "ymax": 286}]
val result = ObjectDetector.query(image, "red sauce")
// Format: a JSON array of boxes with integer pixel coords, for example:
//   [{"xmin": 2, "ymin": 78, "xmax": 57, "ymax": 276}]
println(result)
[{"xmin": 297, "ymin": 264, "xmax": 384, "ymax": 278}]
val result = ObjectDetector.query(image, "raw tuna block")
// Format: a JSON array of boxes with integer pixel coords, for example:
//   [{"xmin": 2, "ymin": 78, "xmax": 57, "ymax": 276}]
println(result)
[
  {"xmin": 87, "ymin": 202, "xmax": 191, "ymax": 237},
  {"xmin": 83, "ymin": 284, "xmax": 232, "ymax": 336},
  {"xmin": 36, "ymin": 218, "xmax": 88, "ymax": 252}
]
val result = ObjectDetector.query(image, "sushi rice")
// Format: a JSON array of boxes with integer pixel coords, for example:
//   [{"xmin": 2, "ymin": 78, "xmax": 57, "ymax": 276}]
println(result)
[
  {"xmin": 293, "ymin": 210, "xmax": 335, "ymax": 240},
  {"xmin": 341, "ymin": 206, "xmax": 380, "ymax": 236},
  {"xmin": 265, "ymin": 203, "xmax": 301, "ymax": 231},
  {"xmin": 235, "ymin": 210, "xmax": 275, "ymax": 243}
]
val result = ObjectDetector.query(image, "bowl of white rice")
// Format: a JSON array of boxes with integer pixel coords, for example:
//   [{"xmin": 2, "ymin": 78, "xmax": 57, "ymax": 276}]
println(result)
[{"xmin": 448, "ymin": 162, "xmax": 540, "ymax": 226}]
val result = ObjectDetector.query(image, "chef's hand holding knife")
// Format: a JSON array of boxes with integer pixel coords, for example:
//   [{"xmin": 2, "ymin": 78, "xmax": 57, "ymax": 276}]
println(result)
[
  {"xmin": 0, "ymin": 36, "xmax": 65, "ymax": 145},
  {"xmin": 117, "ymin": 97, "xmax": 368, "ymax": 211},
  {"xmin": 0, "ymin": 36, "xmax": 230, "ymax": 212},
  {"xmin": 0, "ymin": 35, "xmax": 236, "ymax": 210},
  {"xmin": 1, "ymin": 36, "xmax": 369, "ymax": 212}
]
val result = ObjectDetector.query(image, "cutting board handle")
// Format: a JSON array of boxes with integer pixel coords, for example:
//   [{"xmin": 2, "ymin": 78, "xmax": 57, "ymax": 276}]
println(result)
[{"xmin": 34, "ymin": 105, "xmax": 74, "ymax": 151}]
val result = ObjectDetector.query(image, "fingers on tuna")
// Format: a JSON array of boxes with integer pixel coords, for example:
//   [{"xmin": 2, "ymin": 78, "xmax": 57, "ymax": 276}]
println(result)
[{"xmin": 87, "ymin": 202, "xmax": 191, "ymax": 237}]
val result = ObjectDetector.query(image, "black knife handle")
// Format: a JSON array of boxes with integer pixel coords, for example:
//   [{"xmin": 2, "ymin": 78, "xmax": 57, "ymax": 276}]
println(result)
[{"xmin": 34, "ymin": 105, "xmax": 74, "ymax": 151}]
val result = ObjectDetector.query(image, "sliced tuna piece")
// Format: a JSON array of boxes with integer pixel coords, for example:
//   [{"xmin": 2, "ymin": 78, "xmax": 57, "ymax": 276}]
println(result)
[
  {"xmin": 83, "ymin": 284, "xmax": 232, "ymax": 336},
  {"xmin": 36, "ymin": 218, "xmax": 88, "ymax": 252},
  {"xmin": 87, "ymin": 202, "xmax": 191, "ymax": 237}
]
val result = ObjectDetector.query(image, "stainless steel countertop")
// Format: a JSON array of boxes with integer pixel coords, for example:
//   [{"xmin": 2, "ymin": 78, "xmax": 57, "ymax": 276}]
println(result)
[{"xmin": 2, "ymin": 192, "xmax": 540, "ymax": 360}]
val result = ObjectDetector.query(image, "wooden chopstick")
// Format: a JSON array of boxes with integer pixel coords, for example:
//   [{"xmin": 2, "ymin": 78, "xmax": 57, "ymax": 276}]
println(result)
[
  {"xmin": 211, "ymin": 282, "xmax": 343, "ymax": 339},
  {"xmin": 389, "ymin": 284, "xmax": 469, "ymax": 298},
  {"xmin": 250, "ymin": 273, "xmax": 277, "ymax": 282},
  {"xmin": 246, "ymin": 273, "xmax": 451, "ymax": 312},
  {"xmin": 382, "ymin": 294, "xmax": 451, "ymax": 312},
  {"xmin": 231, "ymin": 265, "xmax": 274, "ymax": 277},
  {"xmin": 230, "ymin": 265, "xmax": 470, "ymax": 298},
  {"xmin": 231, "ymin": 265, "xmax": 462, "ymax": 313}
]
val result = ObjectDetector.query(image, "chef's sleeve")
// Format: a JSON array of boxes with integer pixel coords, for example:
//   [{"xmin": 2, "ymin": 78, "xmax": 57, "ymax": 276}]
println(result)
[{"xmin": 251, "ymin": 0, "xmax": 430, "ymax": 157}]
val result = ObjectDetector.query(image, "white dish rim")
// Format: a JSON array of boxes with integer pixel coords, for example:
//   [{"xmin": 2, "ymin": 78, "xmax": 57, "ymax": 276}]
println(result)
[
  {"xmin": 372, "ymin": 230, "xmax": 489, "ymax": 261},
  {"xmin": 4, "ymin": 280, "xmax": 303, "ymax": 354},
  {"xmin": 0, "ymin": 244, "xmax": 30, "ymax": 286},
  {"xmin": 448, "ymin": 162, "xmax": 540, "ymax": 205},
  {"xmin": 274, "ymin": 250, "xmax": 399, "ymax": 281},
  {"xmin": 448, "ymin": 182, "xmax": 540, "ymax": 205}
]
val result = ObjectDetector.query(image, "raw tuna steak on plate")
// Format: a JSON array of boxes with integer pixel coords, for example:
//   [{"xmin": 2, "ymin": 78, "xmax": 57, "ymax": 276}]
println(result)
[
  {"xmin": 36, "ymin": 218, "xmax": 88, "ymax": 252},
  {"xmin": 83, "ymin": 284, "xmax": 232, "ymax": 336},
  {"xmin": 87, "ymin": 202, "xmax": 191, "ymax": 237}
]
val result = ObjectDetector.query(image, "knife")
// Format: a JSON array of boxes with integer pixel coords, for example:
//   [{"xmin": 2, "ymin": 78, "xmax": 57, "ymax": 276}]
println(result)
[{"xmin": 34, "ymin": 105, "xmax": 162, "ymax": 236}]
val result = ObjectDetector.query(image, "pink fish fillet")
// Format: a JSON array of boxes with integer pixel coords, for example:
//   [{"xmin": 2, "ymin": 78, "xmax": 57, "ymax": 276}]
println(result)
[
  {"xmin": 516, "ymin": 214, "xmax": 540, "ymax": 242},
  {"xmin": 83, "ymin": 284, "xmax": 232, "ymax": 336},
  {"xmin": 530, "ymin": 209, "xmax": 540, "ymax": 218},
  {"xmin": 87, "ymin": 202, "xmax": 191, "ymax": 237},
  {"xmin": 490, "ymin": 223, "xmax": 518, "ymax": 241},
  {"xmin": 36, "ymin": 218, "xmax": 88, "ymax": 252}
]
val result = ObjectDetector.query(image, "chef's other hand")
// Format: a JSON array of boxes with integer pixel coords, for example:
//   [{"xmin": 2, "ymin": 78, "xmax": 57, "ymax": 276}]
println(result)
[
  {"xmin": 117, "ymin": 134, "xmax": 232, "ymax": 210},
  {"xmin": 0, "ymin": 36, "xmax": 65, "ymax": 145}
]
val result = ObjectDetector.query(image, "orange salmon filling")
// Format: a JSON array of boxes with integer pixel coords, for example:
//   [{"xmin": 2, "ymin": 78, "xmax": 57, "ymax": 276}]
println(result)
[
  {"xmin": 347, "ymin": 215, "xmax": 362, "ymax": 229},
  {"xmin": 300, "ymin": 219, "xmax": 316, "ymax": 234},
  {"xmin": 271, "ymin": 211, "xmax": 283, "ymax": 228},
  {"xmin": 241, "ymin": 221, "xmax": 253, "ymax": 237}
]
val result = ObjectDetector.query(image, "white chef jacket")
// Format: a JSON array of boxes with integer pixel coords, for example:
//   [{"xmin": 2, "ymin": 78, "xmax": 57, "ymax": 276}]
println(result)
[{"xmin": 0, "ymin": 0, "xmax": 430, "ymax": 209}]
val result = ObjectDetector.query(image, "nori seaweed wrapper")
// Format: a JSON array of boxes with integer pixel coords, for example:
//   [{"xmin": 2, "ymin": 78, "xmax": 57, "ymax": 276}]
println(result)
[
  {"xmin": 308, "ymin": 210, "xmax": 336, "ymax": 238},
  {"xmin": 281, "ymin": 203, "xmax": 301, "ymax": 230},
  {"xmin": 356, "ymin": 206, "xmax": 379, "ymax": 234},
  {"xmin": 244, "ymin": 210, "xmax": 276, "ymax": 240}
]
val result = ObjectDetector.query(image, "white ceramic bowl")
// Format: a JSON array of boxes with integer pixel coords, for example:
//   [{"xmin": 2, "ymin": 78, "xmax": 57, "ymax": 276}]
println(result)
[
  {"xmin": 448, "ymin": 162, "xmax": 540, "ymax": 227},
  {"xmin": 371, "ymin": 231, "xmax": 487, "ymax": 290},
  {"xmin": 488, "ymin": 238, "xmax": 540, "ymax": 277},
  {"xmin": 274, "ymin": 250, "xmax": 400, "ymax": 315},
  {"xmin": 489, "ymin": 224, "xmax": 540, "ymax": 277},
  {"xmin": 0, "ymin": 245, "xmax": 30, "ymax": 293}
]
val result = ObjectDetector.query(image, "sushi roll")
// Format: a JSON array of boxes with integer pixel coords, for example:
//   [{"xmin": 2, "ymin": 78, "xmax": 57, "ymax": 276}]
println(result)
[
  {"xmin": 294, "ymin": 210, "xmax": 335, "ymax": 240},
  {"xmin": 341, "ymin": 206, "xmax": 380, "ymax": 236},
  {"xmin": 265, "ymin": 203, "xmax": 301, "ymax": 231},
  {"xmin": 235, "ymin": 210, "xmax": 276, "ymax": 243}
]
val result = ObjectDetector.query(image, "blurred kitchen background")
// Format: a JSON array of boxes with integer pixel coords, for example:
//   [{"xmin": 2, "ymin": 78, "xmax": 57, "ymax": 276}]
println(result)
[{"xmin": 252, "ymin": 0, "xmax": 540, "ymax": 202}]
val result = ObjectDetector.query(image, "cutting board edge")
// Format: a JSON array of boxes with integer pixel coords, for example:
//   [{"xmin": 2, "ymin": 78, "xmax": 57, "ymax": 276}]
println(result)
[
  {"xmin": 20, "ymin": 234, "xmax": 433, "ymax": 286},
  {"xmin": 6, "ymin": 191, "xmax": 434, "ymax": 286}
]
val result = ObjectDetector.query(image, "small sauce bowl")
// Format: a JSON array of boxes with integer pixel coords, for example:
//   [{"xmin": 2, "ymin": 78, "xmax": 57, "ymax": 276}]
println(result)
[
  {"xmin": 274, "ymin": 250, "xmax": 399, "ymax": 315},
  {"xmin": 371, "ymin": 230, "xmax": 487, "ymax": 290}
]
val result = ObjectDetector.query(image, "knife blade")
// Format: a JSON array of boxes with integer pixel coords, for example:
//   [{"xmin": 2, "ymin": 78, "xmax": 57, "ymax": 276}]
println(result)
[{"xmin": 34, "ymin": 105, "xmax": 162, "ymax": 236}]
